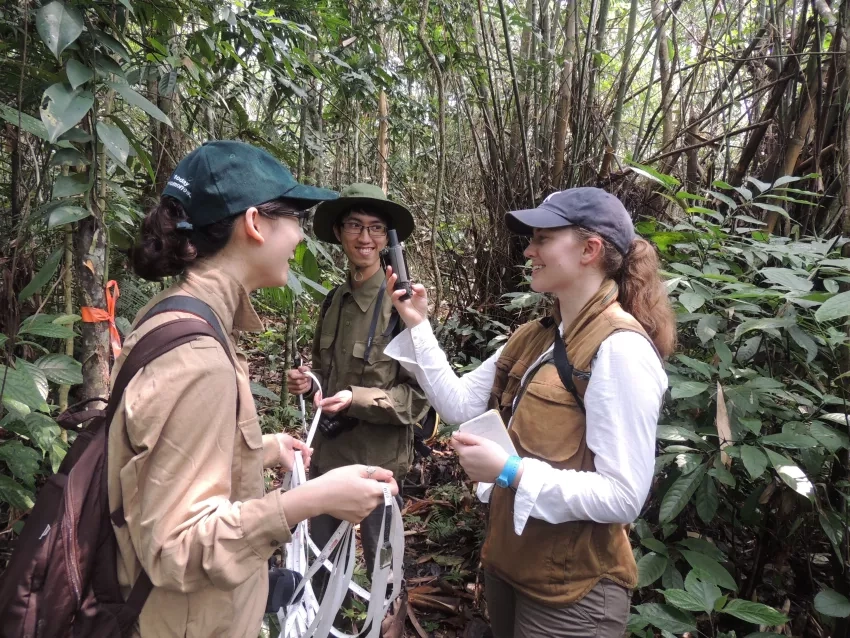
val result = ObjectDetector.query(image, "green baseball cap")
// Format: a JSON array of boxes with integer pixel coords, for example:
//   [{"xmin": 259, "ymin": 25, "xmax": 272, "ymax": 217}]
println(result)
[
  {"xmin": 162, "ymin": 140, "xmax": 338, "ymax": 227},
  {"xmin": 312, "ymin": 182, "xmax": 414, "ymax": 244}
]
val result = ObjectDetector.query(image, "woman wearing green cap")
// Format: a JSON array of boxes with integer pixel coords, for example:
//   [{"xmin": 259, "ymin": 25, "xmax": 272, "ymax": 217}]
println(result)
[
  {"xmin": 108, "ymin": 142, "xmax": 399, "ymax": 638},
  {"xmin": 286, "ymin": 183, "xmax": 428, "ymax": 618},
  {"xmin": 384, "ymin": 188, "xmax": 676, "ymax": 637}
]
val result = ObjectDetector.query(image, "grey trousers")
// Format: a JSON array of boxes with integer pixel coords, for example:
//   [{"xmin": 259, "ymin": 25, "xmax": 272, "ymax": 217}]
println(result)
[{"xmin": 484, "ymin": 573, "xmax": 630, "ymax": 638}]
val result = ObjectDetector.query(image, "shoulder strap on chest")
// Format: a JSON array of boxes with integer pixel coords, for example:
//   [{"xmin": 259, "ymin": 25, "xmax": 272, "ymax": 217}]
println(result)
[
  {"xmin": 320, "ymin": 286, "xmax": 340, "ymax": 321},
  {"xmin": 138, "ymin": 296, "xmax": 230, "ymax": 360},
  {"xmin": 553, "ymin": 332, "xmax": 586, "ymax": 415}
]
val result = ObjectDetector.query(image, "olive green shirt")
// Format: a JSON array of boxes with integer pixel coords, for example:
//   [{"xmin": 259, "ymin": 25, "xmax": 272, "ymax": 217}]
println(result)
[{"xmin": 309, "ymin": 268, "xmax": 429, "ymax": 479}]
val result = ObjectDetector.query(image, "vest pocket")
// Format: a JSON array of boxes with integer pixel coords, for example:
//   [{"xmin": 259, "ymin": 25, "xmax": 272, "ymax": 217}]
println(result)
[{"xmin": 511, "ymin": 376, "xmax": 585, "ymax": 465}]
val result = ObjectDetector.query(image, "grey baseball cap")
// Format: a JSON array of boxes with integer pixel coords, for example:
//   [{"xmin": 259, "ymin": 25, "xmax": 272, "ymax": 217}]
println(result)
[{"xmin": 505, "ymin": 187, "xmax": 636, "ymax": 255}]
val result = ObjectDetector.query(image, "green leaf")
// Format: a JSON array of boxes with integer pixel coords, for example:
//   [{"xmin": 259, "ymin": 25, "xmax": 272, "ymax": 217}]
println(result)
[
  {"xmin": 671, "ymin": 381, "xmax": 709, "ymax": 399},
  {"xmin": 734, "ymin": 316, "xmax": 795, "ymax": 341},
  {"xmin": 19, "ymin": 315, "xmax": 75, "ymax": 339},
  {"xmin": 65, "ymin": 58, "xmax": 94, "ymax": 89},
  {"xmin": 759, "ymin": 433, "xmax": 818, "ymax": 449},
  {"xmin": 51, "ymin": 147, "xmax": 90, "ymax": 168},
  {"xmin": 816, "ymin": 291, "xmax": 850, "ymax": 322},
  {"xmin": 661, "ymin": 589, "xmax": 706, "ymax": 613},
  {"xmin": 34, "ymin": 354, "xmax": 83, "ymax": 385},
  {"xmin": 760, "ymin": 268, "xmax": 813, "ymax": 291},
  {"xmin": 53, "ymin": 173, "xmax": 91, "ymax": 198},
  {"xmin": 637, "ymin": 552, "xmax": 668, "ymax": 587},
  {"xmin": 750, "ymin": 202, "xmax": 788, "ymax": 217},
  {"xmin": 107, "ymin": 81, "xmax": 172, "ymax": 126},
  {"xmin": 740, "ymin": 446, "xmax": 768, "ymax": 479},
  {"xmin": 685, "ymin": 572, "xmax": 722, "ymax": 613},
  {"xmin": 39, "ymin": 83, "xmax": 94, "ymax": 144},
  {"xmin": 680, "ymin": 550, "xmax": 737, "ymax": 590},
  {"xmin": 675, "ymin": 354, "xmax": 714, "ymax": 379},
  {"xmin": 810, "ymin": 422, "xmax": 850, "ymax": 453},
  {"xmin": 250, "ymin": 381, "xmax": 279, "ymax": 402},
  {"xmin": 814, "ymin": 589, "xmax": 850, "ymax": 618},
  {"xmin": 0, "ymin": 104, "xmax": 52, "ymax": 142},
  {"xmin": 634, "ymin": 604, "xmax": 697, "ymax": 634},
  {"xmin": 24, "ymin": 413, "xmax": 61, "ymax": 454},
  {"xmin": 696, "ymin": 475, "xmax": 718, "ymax": 524},
  {"xmin": 0, "ymin": 365, "xmax": 45, "ymax": 411},
  {"xmin": 722, "ymin": 599, "xmax": 788, "ymax": 625},
  {"xmin": 764, "ymin": 449, "xmax": 813, "ymax": 498},
  {"xmin": 709, "ymin": 191, "xmax": 738, "ymax": 209},
  {"xmin": 0, "ymin": 474, "xmax": 35, "ymax": 510},
  {"xmin": 819, "ymin": 510, "xmax": 844, "ymax": 559},
  {"xmin": 96, "ymin": 121, "xmax": 130, "ymax": 164},
  {"xmin": 747, "ymin": 177, "xmax": 771, "ymax": 193},
  {"xmin": 677, "ymin": 537, "xmax": 727, "ymax": 562},
  {"xmin": 48, "ymin": 204, "xmax": 90, "ymax": 228},
  {"xmin": 92, "ymin": 28, "xmax": 131, "ymax": 60},
  {"xmin": 772, "ymin": 175, "xmax": 803, "ymax": 188},
  {"xmin": 662, "ymin": 562, "xmax": 685, "ymax": 589},
  {"xmin": 0, "ymin": 441, "xmax": 42, "ymax": 487},
  {"xmin": 679, "ymin": 291, "xmax": 705, "ymax": 312},
  {"xmin": 659, "ymin": 463, "xmax": 708, "ymax": 524},
  {"xmin": 787, "ymin": 325, "xmax": 818, "ymax": 363},
  {"xmin": 640, "ymin": 538, "xmax": 669, "ymax": 556},
  {"xmin": 36, "ymin": 0, "xmax": 84, "ymax": 59},
  {"xmin": 18, "ymin": 247, "xmax": 63, "ymax": 302}
]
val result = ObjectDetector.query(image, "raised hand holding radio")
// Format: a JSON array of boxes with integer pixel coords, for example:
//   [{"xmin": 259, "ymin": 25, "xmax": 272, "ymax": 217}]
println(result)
[
  {"xmin": 384, "ymin": 228, "xmax": 411, "ymax": 300},
  {"xmin": 386, "ymin": 266, "xmax": 429, "ymax": 328}
]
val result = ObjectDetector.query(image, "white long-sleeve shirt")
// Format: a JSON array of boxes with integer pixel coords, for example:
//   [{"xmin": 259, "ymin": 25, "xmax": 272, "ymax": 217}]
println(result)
[{"xmin": 384, "ymin": 321, "xmax": 667, "ymax": 535}]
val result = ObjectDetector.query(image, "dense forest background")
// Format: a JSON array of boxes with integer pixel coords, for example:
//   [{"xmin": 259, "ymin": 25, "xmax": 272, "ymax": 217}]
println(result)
[{"xmin": 3, "ymin": 0, "xmax": 850, "ymax": 635}]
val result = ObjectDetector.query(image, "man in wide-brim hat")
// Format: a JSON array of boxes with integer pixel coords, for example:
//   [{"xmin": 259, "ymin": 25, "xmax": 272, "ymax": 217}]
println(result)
[{"xmin": 287, "ymin": 183, "xmax": 427, "ymax": 626}]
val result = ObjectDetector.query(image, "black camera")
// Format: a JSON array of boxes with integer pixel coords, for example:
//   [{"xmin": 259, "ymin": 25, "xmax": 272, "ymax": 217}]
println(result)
[
  {"xmin": 383, "ymin": 228, "xmax": 411, "ymax": 300},
  {"xmin": 317, "ymin": 412, "xmax": 357, "ymax": 439}
]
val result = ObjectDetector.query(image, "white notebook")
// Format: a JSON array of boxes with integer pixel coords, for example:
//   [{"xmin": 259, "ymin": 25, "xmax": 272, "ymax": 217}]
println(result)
[{"xmin": 458, "ymin": 409, "xmax": 517, "ymax": 456}]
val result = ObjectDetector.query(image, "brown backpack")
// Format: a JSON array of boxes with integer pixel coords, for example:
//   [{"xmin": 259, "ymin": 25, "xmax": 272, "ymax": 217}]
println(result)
[{"xmin": 0, "ymin": 297, "xmax": 233, "ymax": 637}]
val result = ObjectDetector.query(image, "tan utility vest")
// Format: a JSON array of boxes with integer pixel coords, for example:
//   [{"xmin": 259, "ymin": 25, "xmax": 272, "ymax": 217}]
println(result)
[{"xmin": 481, "ymin": 280, "xmax": 659, "ymax": 605}]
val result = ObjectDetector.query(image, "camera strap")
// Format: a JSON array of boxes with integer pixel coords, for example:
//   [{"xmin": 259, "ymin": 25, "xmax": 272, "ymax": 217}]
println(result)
[{"xmin": 281, "ymin": 371, "xmax": 404, "ymax": 638}]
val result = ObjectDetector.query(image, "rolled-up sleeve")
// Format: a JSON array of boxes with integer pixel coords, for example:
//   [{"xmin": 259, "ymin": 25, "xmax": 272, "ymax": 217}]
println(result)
[{"xmin": 121, "ymin": 342, "xmax": 291, "ymax": 593}]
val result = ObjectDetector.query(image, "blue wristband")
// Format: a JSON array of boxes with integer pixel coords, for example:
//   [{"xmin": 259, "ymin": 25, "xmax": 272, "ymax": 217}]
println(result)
[{"xmin": 496, "ymin": 455, "xmax": 522, "ymax": 489}]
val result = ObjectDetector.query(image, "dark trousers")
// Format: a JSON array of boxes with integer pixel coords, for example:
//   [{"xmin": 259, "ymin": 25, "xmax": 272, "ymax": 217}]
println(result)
[{"xmin": 484, "ymin": 572, "xmax": 630, "ymax": 638}]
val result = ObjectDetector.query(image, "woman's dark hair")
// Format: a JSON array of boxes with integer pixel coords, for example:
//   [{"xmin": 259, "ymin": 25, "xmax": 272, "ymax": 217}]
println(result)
[{"xmin": 131, "ymin": 196, "xmax": 302, "ymax": 281}]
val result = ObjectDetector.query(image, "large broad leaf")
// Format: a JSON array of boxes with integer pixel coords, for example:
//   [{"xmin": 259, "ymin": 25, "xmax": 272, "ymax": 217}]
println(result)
[
  {"xmin": 679, "ymin": 291, "xmax": 705, "ymax": 312},
  {"xmin": 816, "ymin": 291, "xmax": 850, "ymax": 323},
  {"xmin": 91, "ymin": 29, "xmax": 131, "ymax": 60},
  {"xmin": 40, "ymin": 84, "xmax": 94, "ymax": 144},
  {"xmin": 740, "ymin": 445, "xmax": 769, "ymax": 479},
  {"xmin": 634, "ymin": 604, "xmax": 696, "ymax": 634},
  {"xmin": 696, "ymin": 475, "xmax": 718, "ymax": 524},
  {"xmin": 65, "ymin": 58, "xmax": 94, "ymax": 89},
  {"xmin": 0, "ymin": 365, "xmax": 45, "ymax": 411},
  {"xmin": 53, "ymin": 173, "xmax": 91, "ymax": 198},
  {"xmin": 48, "ymin": 204, "xmax": 90, "ymax": 227},
  {"xmin": 19, "ymin": 315, "xmax": 75, "ymax": 339},
  {"xmin": 0, "ymin": 441, "xmax": 42, "ymax": 487},
  {"xmin": 685, "ymin": 572, "xmax": 722, "ymax": 613},
  {"xmin": 18, "ymin": 247, "xmax": 63, "ymax": 302},
  {"xmin": 96, "ymin": 121, "xmax": 130, "ymax": 164},
  {"xmin": 764, "ymin": 449, "xmax": 813, "ymax": 498},
  {"xmin": 107, "ymin": 81, "xmax": 172, "ymax": 126},
  {"xmin": 17, "ymin": 361, "xmax": 48, "ymax": 404},
  {"xmin": 814, "ymin": 589, "xmax": 850, "ymax": 618},
  {"xmin": 819, "ymin": 510, "xmax": 844, "ymax": 560},
  {"xmin": 36, "ymin": 0, "xmax": 84, "ymax": 59},
  {"xmin": 659, "ymin": 463, "xmax": 708, "ymax": 523},
  {"xmin": 24, "ymin": 413, "xmax": 61, "ymax": 454},
  {"xmin": 0, "ymin": 474, "xmax": 35, "ymax": 510},
  {"xmin": 787, "ymin": 324, "xmax": 818, "ymax": 363},
  {"xmin": 250, "ymin": 382, "xmax": 279, "ymax": 402},
  {"xmin": 760, "ymin": 268, "xmax": 813, "ymax": 291},
  {"xmin": 637, "ymin": 552, "xmax": 668, "ymax": 587},
  {"xmin": 734, "ymin": 316, "xmax": 795, "ymax": 341},
  {"xmin": 34, "ymin": 354, "xmax": 83, "ymax": 385},
  {"xmin": 759, "ymin": 433, "xmax": 819, "ymax": 449},
  {"xmin": 680, "ymin": 550, "xmax": 737, "ymax": 590},
  {"xmin": 0, "ymin": 104, "xmax": 51, "ymax": 142},
  {"xmin": 810, "ymin": 422, "xmax": 850, "ymax": 453},
  {"xmin": 671, "ymin": 381, "xmax": 709, "ymax": 400},
  {"xmin": 722, "ymin": 599, "xmax": 788, "ymax": 625},
  {"xmin": 661, "ymin": 589, "xmax": 706, "ymax": 613}
]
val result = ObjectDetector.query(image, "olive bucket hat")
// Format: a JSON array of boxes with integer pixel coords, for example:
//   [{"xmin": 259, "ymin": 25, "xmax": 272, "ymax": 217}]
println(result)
[
  {"xmin": 312, "ymin": 182, "xmax": 414, "ymax": 245},
  {"xmin": 162, "ymin": 140, "xmax": 338, "ymax": 227}
]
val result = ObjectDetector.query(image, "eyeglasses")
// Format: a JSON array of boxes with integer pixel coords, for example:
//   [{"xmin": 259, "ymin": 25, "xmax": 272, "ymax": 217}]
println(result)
[
  {"xmin": 341, "ymin": 221, "xmax": 388, "ymax": 237},
  {"xmin": 280, "ymin": 209, "xmax": 310, "ymax": 228}
]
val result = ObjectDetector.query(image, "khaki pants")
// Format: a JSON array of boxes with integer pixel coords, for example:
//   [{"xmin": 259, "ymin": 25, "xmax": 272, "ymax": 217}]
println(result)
[{"xmin": 484, "ymin": 573, "xmax": 630, "ymax": 638}]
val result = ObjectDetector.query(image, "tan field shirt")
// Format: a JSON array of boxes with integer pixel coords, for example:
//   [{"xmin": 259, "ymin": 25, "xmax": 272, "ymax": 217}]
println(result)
[
  {"xmin": 107, "ymin": 265, "xmax": 292, "ymax": 637},
  {"xmin": 309, "ymin": 268, "xmax": 429, "ymax": 479}
]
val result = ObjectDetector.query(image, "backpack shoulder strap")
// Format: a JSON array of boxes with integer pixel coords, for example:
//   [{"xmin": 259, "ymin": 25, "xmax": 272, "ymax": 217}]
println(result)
[
  {"xmin": 320, "ymin": 286, "xmax": 339, "ymax": 321},
  {"xmin": 552, "ymin": 332, "xmax": 587, "ymax": 415},
  {"xmin": 138, "ymin": 296, "xmax": 230, "ymax": 355}
]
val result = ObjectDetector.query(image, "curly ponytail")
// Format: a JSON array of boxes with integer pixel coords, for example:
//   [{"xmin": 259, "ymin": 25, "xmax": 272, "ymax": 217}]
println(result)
[{"xmin": 573, "ymin": 227, "xmax": 677, "ymax": 358}]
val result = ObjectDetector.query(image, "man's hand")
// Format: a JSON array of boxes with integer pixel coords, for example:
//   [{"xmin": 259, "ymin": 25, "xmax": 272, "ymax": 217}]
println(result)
[
  {"xmin": 319, "ymin": 389, "xmax": 353, "ymax": 414},
  {"xmin": 287, "ymin": 366, "xmax": 313, "ymax": 396}
]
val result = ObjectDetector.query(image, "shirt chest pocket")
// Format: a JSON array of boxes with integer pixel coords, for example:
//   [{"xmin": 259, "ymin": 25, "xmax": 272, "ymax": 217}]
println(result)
[
  {"xmin": 235, "ymin": 416, "xmax": 264, "ymax": 499},
  {"xmin": 352, "ymin": 337, "xmax": 395, "ymax": 388}
]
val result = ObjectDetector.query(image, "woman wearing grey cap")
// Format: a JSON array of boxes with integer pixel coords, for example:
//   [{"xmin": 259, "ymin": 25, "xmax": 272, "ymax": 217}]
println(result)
[{"xmin": 383, "ymin": 187, "xmax": 675, "ymax": 637}]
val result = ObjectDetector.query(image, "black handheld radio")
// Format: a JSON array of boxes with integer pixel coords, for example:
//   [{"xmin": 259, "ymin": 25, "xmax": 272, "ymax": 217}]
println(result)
[{"xmin": 384, "ymin": 228, "xmax": 411, "ymax": 301}]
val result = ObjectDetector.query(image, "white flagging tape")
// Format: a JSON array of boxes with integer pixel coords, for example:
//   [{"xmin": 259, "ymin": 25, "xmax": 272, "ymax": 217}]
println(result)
[{"xmin": 278, "ymin": 373, "xmax": 404, "ymax": 638}]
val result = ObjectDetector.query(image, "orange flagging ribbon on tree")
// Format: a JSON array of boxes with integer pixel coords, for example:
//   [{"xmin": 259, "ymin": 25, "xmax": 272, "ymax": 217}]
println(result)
[{"xmin": 81, "ymin": 280, "xmax": 122, "ymax": 359}]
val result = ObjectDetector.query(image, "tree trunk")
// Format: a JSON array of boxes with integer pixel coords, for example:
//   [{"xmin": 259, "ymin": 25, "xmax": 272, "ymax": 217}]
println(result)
[
  {"xmin": 552, "ymin": 0, "xmax": 576, "ymax": 187},
  {"xmin": 606, "ymin": 0, "xmax": 640, "ymax": 174},
  {"xmin": 652, "ymin": 0, "xmax": 675, "ymax": 172},
  {"xmin": 377, "ymin": 90, "xmax": 389, "ymax": 194}
]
